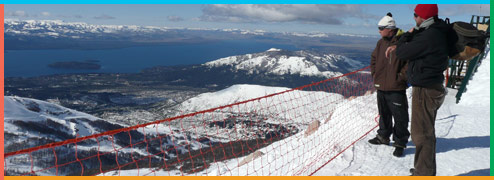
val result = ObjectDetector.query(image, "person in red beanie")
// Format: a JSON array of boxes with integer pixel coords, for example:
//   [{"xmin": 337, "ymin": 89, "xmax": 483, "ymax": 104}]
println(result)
[
  {"xmin": 414, "ymin": 4, "xmax": 438, "ymax": 21},
  {"xmin": 386, "ymin": 4, "xmax": 458, "ymax": 176}
]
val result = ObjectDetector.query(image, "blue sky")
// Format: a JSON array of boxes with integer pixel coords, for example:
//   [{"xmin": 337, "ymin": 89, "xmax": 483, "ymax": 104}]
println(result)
[{"xmin": 5, "ymin": 4, "xmax": 490, "ymax": 35}]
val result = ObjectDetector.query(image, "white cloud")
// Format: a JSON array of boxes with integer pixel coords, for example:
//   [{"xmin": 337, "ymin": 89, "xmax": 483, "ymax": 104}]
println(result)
[
  {"xmin": 6, "ymin": 10, "xmax": 84, "ymax": 19},
  {"xmin": 200, "ymin": 4, "xmax": 378, "ymax": 25},
  {"xmin": 56, "ymin": 14, "xmax": 84, "ymax": 19},
  {"xmin": 40, "ymin": 12, "xmax": 51, "ymax": 17},
  {"xmin": 6, "ymin": 10, "xmax": 28, "ymax": 17},
  {"xmin": 94, "ymin": 14, "xmax": 116, "ymax": 20},
  {"xmin": 167, "ymin": 16, "xmax": 184, "ymax": 22}
]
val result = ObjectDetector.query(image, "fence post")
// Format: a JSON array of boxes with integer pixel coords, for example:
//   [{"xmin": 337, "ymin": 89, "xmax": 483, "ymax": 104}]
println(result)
[{"xmin": 455, "ymin": 54, "xmax": 481, "ymax": 103}]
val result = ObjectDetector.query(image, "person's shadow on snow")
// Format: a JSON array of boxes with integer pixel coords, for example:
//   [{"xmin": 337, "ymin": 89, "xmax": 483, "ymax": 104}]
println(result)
[
  {"xmin": 403, "ymin": 136, "xmax": 489, "ymax": 155},
  {"xmin": 457, "ymin": 168, "xmax": 490, "ymax": 176}
]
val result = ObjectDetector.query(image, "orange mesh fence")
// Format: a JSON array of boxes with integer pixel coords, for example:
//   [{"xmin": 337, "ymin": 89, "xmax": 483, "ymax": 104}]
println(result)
[{"xmin": 4, "ymin": 66, "xmax": 378, "ymax": 176}]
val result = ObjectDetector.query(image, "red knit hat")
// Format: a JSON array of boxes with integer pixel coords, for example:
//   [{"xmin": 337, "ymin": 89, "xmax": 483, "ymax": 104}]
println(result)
[{"xmin": 414, "ymin": 4, "xmax": 438, "ymax": 19}]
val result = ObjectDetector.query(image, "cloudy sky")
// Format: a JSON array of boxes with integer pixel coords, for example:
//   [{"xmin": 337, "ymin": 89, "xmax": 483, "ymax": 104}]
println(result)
[{"xmin": 5, "ymin": 4, "xmax": 490, "ymax": 35}]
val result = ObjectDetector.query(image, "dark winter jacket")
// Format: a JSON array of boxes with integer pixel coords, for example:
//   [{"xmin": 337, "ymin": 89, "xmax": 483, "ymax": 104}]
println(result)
[
  {"xmin": 371, "ymin": 29, "xmax": 408, "ymax": 91},
  {"xmin": 396, "ymin": 18, "xmax": 458, "ymax": 87}
]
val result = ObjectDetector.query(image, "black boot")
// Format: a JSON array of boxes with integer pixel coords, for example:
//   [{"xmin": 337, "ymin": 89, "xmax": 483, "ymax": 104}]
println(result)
[
  {"xmin": 393, "ymin": 147, "xmax": 404, "ymax": 157},
  {"xmin": 368, "ymin": 135, "xmax": 390, "ymax": 145}
]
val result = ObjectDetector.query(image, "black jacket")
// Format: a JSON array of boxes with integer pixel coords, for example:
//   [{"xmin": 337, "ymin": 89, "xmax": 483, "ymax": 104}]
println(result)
[{"xmin": 396, "ymin": 19, "xmax": 458, "ymax": 87}]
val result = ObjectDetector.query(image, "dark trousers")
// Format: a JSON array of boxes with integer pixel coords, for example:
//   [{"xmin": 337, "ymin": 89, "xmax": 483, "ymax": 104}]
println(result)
[
  {"xmin": 411, "ymin": 84, "xmax": 446, "ymax": 176},
  {"xmin": 376, "ymin": 90, "xmax": 410, "ymax": 148}
]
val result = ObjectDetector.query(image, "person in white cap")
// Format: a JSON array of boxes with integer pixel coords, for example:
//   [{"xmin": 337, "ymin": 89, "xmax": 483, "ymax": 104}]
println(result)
[{"xmin": 368, "ymin": 12, "xmax": 410, "ymax": 158}]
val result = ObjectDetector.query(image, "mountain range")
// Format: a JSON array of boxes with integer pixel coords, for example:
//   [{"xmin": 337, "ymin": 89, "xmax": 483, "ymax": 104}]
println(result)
[
  {"xmin": 4, "ymin": 19, "xmax": 378, "ymax": 55},
  {"xmin": 5, "ymin": 19, "xmax": 377, "ymax": 39}
]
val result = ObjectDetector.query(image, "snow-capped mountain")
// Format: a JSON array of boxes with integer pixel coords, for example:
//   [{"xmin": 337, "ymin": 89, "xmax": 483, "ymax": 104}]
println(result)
[
  {"xmin": 204, "ymin": 48, "xmax": 364, "ymax": 78},
  {"xmin": 139, "ymin": 48, "xmax": 368, "ymax": 90},
  {"xmin": 5, "ymin": 19, "xmax": 165, "ymax": 37},
  {"xmin": 4, "ymin": 19, "xmax": 268, "ymax": 39}
]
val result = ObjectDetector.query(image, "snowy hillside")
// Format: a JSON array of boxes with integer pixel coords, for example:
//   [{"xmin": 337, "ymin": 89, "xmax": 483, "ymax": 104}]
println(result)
[
  {"xmin": 175, "ymin": 85, "xmax": 290, "ymax": 113},
  {"xmin": 4, "ymin": 96, "xmax": 226, "ymax": 175},
  {"xmin": 3, "ymin": 96, "xmax": 140, "ymax": 159},
  {"xmin": 204, "ymin": 48, "xmax": 364, "ymax": 78},
  {"xmin": 4, "ymin": 96, "xmax": 128, "ymax": 175},
  {"xmin": 4, "ymin": 96, "xmax": 106, "ymax": 144},
  {"xmin": 165, "ymin": 84, "xmax": 351, "ymax": 144}
]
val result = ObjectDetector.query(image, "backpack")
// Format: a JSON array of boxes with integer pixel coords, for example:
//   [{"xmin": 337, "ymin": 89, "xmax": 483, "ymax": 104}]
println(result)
[{"xmin": 447, "ymin": 19, "xmax": 489, "ymax": 61}]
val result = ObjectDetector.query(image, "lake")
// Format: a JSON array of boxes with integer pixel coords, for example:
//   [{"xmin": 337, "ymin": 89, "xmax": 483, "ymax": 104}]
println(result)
[{"xmin": 5, "ymin": 40, "xmax": 297, "ymax": 77}]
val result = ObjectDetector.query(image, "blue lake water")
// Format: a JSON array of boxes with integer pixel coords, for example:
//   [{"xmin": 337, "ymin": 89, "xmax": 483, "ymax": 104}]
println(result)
[{"xmin": 5, "ymin": 40, "xmax": 298, "ymax": 77}]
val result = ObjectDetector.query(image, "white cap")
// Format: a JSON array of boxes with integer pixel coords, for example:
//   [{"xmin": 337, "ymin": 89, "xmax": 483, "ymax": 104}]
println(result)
[{"xmin": 378, "ymin": 12, "xmax": 396, "ymax": 29}]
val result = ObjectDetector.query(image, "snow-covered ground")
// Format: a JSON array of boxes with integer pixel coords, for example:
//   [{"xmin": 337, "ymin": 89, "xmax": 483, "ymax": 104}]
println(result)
[{"xmin": 312, "ymin": 51, "xmax": 490, "ymax": 176}]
